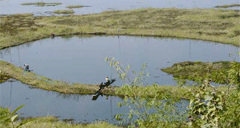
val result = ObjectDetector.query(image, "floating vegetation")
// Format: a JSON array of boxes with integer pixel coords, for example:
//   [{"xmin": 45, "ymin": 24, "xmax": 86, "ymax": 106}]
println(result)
[
  {"xmin": 53, "ymin": 10, "xmax": 74, "ymax": 14},
  {"xmin": 215, "ymin": 4, "xmax": 240, "ymax": 8},
  {"xmin": 21, "ymin": 2, "xmax": 62, "ymax": 7},
  {"xmin": 66, "ymin": 5, "xmax": 89, "ymax": 9}
]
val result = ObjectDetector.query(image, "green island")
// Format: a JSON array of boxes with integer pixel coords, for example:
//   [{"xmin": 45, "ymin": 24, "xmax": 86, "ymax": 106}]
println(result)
[
  {"xmin": 0, "ymin": 7, "xmax": 240, "ymax": 128},
  {"xmin": 21, "ymin": 2, "xmax": 62, "ymax": 6},
  {"xmin": 215, "ymin": 4, "xmax": 240, "ymax": 8},
  {"xmin": 0, "ymin": 60, "xmax": 204, "ymax": 100},
  {"xmin": 53, "ymin": 10, "xmax": 75, "ymax": 14},
  {"xmin": 161, "ymin": 61, "xmax": 240, "ymax": 84},
  {"xmin": 66, "ymin": 5, "xmax": 89, "ymax": 9}
]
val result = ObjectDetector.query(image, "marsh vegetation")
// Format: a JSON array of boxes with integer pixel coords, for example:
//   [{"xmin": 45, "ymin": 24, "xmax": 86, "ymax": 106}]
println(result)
[
  {"xmin": 162, "ymin": 61, "xmax": 240, "ymax": 84},
  {"xmin": 53, "ymin": 10, "xmax": 75, "ymax": 14},
  {"xmin": 215, "ymin": 4, "xmax": 240, "ymax": 8},
  {"xmin": 66, "ymin": 5, "xmax": 89, "ymax": 9},
  {"xmin": 0, "ymin": 5, "xmax": 240, "ymax": 127},
  {"xmin": 21, "ymin": 2, "xmax": 62, "ymax": 6},
  {"xmin": 0, "ymin": 8, "xmax": 239, "ymax": 50}
]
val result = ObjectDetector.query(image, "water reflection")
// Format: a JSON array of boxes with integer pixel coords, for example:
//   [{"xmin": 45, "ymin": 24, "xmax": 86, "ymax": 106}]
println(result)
[{"xmin": 0, "ymin": 81, "xmax": 127, "ymax": 124}]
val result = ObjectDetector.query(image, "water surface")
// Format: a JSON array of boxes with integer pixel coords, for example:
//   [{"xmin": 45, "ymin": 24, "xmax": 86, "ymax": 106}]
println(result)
[
  {"xmin": 1, "ymin": 36, "xmax": 239, "ymax": 86},
  {"xmin": 0, "ymin": 80, "xmax": 188, "ymax": 123},
  {"xmin": 0, "ymin": 81, "xmax": 126, "ymax": 123},
  {"xmin": 0, "ymin": 0, "xmax": 239, "ymax": 16}
]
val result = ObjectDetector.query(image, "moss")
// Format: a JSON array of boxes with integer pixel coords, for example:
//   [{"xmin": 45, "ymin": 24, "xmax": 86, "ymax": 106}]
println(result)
[
  {"xmin": 21, "ymin": 2, "xmax": 62, "ymax": 6},
  {"xmin": 53, "ymin": 10, "xmax": 74, "ymax": 14},
  {"xmin": 161, "ymin": 61, "xmax": 239, "ymax": 84}
]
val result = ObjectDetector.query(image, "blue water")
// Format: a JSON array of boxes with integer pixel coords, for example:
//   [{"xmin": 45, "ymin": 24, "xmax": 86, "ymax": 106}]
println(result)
[
  {"xmin": 1, "ymin": 36, "xmax": 239, "ymax": 86},
  {"xmin": 0, "ymin": 81, "xmax": 126, "ymax": 123},
  {"xmin": 0, "ymin": 0, "xmax": 239, "ymax": 16}
]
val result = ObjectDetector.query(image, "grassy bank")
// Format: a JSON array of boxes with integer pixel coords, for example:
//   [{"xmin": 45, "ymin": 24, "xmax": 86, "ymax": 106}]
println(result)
[
  {"xmin": 0, "ymin": 74, "xmax": 10, "ymax": 83},
  {"xmin": 0, "ymin": 60, "xmax": 229, "ymax": 100},
  {"xmin": 0, "ymin": 8, "xmax": 239, "ymax": 50},
  {"xmin": 0, "ymin": 116, "xmax": 120, "ymax": 128},
  {"xmin": 161, "ymin": 61, "xmax": 240, "ymax": 84}
]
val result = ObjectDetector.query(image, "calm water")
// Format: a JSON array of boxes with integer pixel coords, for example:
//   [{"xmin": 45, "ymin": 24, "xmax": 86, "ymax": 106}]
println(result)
[
  {"xmin": 0, "ymin": 80, "xmax": 188, "ymax": 123},
  {"xmin": 0, "ymin": 0, "xmax": 239, "ymax": 16},
  {"xmin": 0, "ymin": 36, "xmax": 239, "ymax": 86},
  {"xmin": 0, "ymin": 81, "xmax": 126, "ymax": 123}
]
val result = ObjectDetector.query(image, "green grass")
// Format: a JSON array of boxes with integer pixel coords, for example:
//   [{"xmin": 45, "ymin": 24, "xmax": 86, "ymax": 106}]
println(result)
[
  {"xmin": 215, "ymin": 4, "xmax": 240, "ymax": 8},
  {"xmin": 0, "ymin": 60, "xmax": 230, "ymax": 100},
  {"xmin": 53, "ymin": 10, "xmax": 75, "ymax": 14},
  {"xmin": 66, "ymin": 5, "xmax": 89, "ymax": 9},
  {"xmin": 161, "ymin": 61, "xmax": 239, "ymax": 84},
  {"xmin": 0, "ymin": 74, "xmax": 10, "ymax": 83},
  {"xmin": 0, "ymin": 116, "xmax": 120, "ymax": 128},
  {"xmin": 0, "ymin": 8, "xmax": 238, "ymax": 99},
  {"xmin": 21, "ymin": 2, "xmax": 62, "ymax": 6},
  {"xmin": 0, "ymin": 8, "xmax": 239, "ymax": 50}
]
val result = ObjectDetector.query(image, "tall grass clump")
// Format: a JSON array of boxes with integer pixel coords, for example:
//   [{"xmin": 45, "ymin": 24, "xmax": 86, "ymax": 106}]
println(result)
[
  {"xmin": 106, "ymin": 57, "xmax": 187, "ymax": 127},
  {"xmin": 106, "ymin": 57, "xmax": 240, "ymax": 127}
]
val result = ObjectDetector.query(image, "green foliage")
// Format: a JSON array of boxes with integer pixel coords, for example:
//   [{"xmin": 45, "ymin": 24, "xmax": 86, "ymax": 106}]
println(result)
[
  {"xmin": 0, "ymin": 105, "xmax": 31, "ymax": 128},
  {"xmin": 187, "ymin": 61, "xmax": 240, "ymax": 127},
  {"xmin": 187, "ymin": 80, "xmax": 226, "ymax": 127},
  {"xmin": 227, "ymin": 62, "xmax": 240, "ymax": 90},
  {"xmin": 106, "ymin": 57, "xmax": 187, "ymax": 127}
]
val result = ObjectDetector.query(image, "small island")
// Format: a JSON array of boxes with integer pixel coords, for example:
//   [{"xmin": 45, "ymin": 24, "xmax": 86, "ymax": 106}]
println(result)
[
  {"xmin": 66, "ymin": 5, "xmax": 89, "ymax": 9},
  {"xmin": 21, "ymin": 2, "xmax": 62, "ymax": 6},
  {"xmin": 53, "ymin": 10, "xmax": 74, "ymax": 14}
]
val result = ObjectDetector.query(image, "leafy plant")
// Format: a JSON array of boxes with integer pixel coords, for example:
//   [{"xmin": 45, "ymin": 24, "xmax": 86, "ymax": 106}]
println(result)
[
  {"xmin": 0, "ymin": 105, "xmax": 30, "ymax": 128},
  {"xmin": 105, "ymin": 57, "xmax": 187, "ymax": 127}
]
